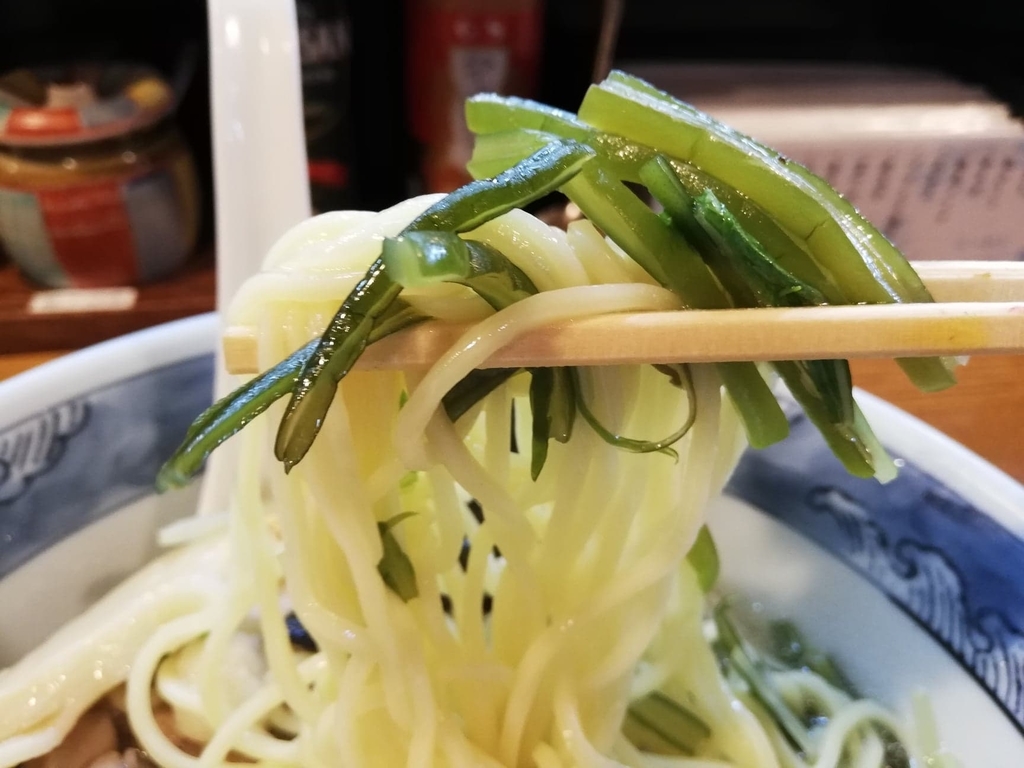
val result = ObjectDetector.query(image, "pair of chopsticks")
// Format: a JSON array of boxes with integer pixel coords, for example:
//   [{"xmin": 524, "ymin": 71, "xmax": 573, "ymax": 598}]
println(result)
[{"xmin": 223, "ymin": 261, "xmax": 1024, "ymax": 375}]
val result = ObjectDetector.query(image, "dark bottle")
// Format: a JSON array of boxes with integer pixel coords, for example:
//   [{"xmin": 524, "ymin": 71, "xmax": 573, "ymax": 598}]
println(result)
[{"xmin": 296, "ymin": 0, "xmax": 354, "ymax": 213}]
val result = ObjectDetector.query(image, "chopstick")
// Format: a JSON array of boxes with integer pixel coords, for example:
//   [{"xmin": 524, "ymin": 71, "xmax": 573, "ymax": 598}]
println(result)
[{"xmin": 223, "ymin": 261, "xmax": 1024, "ymax": 375}]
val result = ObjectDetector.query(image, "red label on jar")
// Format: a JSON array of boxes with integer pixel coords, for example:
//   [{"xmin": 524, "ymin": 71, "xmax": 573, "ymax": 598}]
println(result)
[
  {"xmin": 37, "ymin": 182, "xmax": 138, "ymax": 287},
  {"xmin": 5, "ymin": 107, "xmax": 83, "ymax": 139}
]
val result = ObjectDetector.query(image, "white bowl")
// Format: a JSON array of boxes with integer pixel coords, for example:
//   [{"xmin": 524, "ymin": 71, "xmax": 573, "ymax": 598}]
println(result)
[{"xmin": 1, "ymin": 314, "xmax": 1022, "ymax": 765}]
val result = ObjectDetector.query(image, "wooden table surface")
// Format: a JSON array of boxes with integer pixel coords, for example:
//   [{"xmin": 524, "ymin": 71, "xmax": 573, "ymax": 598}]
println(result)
[{"xmin": 1, "ymin": 349, "xmax": 1021, "ymax": 485}]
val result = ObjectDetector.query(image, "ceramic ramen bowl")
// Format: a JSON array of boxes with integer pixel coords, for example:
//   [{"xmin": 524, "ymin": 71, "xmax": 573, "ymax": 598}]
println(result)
[{"xmin": 0, "ymin": 313, "xmax": 1022, "ymax": 766}]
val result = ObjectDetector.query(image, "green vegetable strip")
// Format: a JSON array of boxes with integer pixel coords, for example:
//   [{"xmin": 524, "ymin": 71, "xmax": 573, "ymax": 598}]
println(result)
[
  {"xmin": 580, "ymin": 77, "xmax": 955, "ymax": 392},
  {"xmin": 639, "ymin": 157, "xmax": 759, "ymax": 309},
  {"xmin": 612, "ymin": 68, "xmax": 932, "ymax": 297},
  {"xmin": 590, "ymin": 75, "xmax": 943, "ymax": 303},
  {"xmin": 408, "ymin": 140, "xmax": 595, "ymax": 234},
  {"xmin": 659, "ymin": 154, "xmax": 842, "ymax": 304},
  {"xmin": 466, "ymin": 130, "xmax": 558, "ymax": 185},
  {"xmin": 529, "ymin": 369, "xmax": 553, "ymax": 479},
  {"xmin": 687, "ymin": 188, "xmax": 857, "ymax": 428},
  {"xmin": 442, "ymin": 368, "xmax": 521, "ymax": 423},
  {"xmin": 274, "ymin": 140, "xmax": 596, "ymax": 471},
  {"xmin": 714, "ymin": 602, "xmax": 818, "ymax": 759},
  {"xmin": 156, "ymin": 300, "xmax": 427, "ymax": 491},
  {"xmin": 529, "ymin": 367, "xmax": 577, "ymax": 480},
  {"xmin": 383, "ymin": 230, "xmax": 572, "ymax": 478},
  {"xmin": 560, "ymin": 163, "xmax": 789, "ymax": 449},
  {"xmin": 158, "ymin": 342, "xmax": 313, "ymax": 491},
  {"xmin": 623, "ymin": 691, "xmax": 711, "ymax": 756},
  {"xmin": 773, "ymin": 361, "xmax": 874, "ymax": 479},
  {"xmin": 570, "ymin": 365, "xmax": 696, "ymax": 457},
  {"xmin": 642, "ymin": 161, "xmax": 880, "ymax": 475},
  {"xmin": 611, "ymin": 66, "xmax": 925, "ymax": 304},
  {"xmin": 383, "ymin": 233, "xmax": 539, "ymax": 311},
  {"xmin": 715, "ymin": 600, "xmax": 917, "ymax": 764},
  {"xmin": 382, "ymin": 231, "xmax": 474, "ymax": 288},
  {"xmin": 465, "ymin": 98, "xmax": 843, "ymax": 303},
  {"xmin": 691, "ymin": 194, "xmax": 830, "ymax": 308},
  {"xmin": 366, "ymin": 301, "xmax": 429, "ymax": 342},
  {"xmin": 685, "ymin": 525, "xmax": 720, "ymax": 594},
  {"xmin": 453, "ymin": 241, "xmax": 540, "ymax": 310},
  {"xmin": 273, "ymin": 259, "xmax": 399, "ymax": 471},
  {"xmin": 768, "ymin": 620, "xmax": 859, "ymax": 698},
  {"xmin": 466, "ymin": 93, "xmax": 590, "ymax": 140},
  {"xmin": 579, "ymin": 80, "xmax": 896, "ymax": 298},
  {"xmin": 377, "ymin": 512, "xmax": 419, "ymax": 602},
  {"xmin": 462, "ymin": 276, "xmax": 575, "ymax": 476}
]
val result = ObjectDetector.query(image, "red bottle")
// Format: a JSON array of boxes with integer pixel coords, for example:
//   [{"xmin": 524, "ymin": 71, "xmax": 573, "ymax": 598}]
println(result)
[{"xmin": 406, "ymin": 0, "xmax": 544, "ymax": 193}]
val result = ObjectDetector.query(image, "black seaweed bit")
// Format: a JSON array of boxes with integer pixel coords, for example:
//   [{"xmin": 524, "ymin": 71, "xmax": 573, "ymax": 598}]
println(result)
[
  {"xmin": 285, "ymin": 612, "xmax": 319, "ymax": 653},
  {"xmin": 482, "ymin": 593, "xmax": 494, "ymax": 615},
  {"xmin": 510, "ymin": 400, "xmax": 519, "ymax": 453},
  {"xmin": 441, "ymin": 594, "xmax": 454, "ymax": 615}
]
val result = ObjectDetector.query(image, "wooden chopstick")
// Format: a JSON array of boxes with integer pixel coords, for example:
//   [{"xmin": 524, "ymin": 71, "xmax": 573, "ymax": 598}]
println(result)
[{"xmin": 223, "ymin": 261, "xmax": 1024, "ymax": 375}]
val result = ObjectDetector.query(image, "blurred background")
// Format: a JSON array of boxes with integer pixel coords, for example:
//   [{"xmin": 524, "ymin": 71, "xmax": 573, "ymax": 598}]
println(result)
[{"xmin": 0, "ymin": 0, "xmax": 1022, "ymax": 354}]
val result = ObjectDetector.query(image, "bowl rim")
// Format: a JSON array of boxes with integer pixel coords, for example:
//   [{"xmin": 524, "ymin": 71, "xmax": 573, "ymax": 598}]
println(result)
[
  {"xmin": 855, "ymin": 387, "xmax": 1024, "ymax": 539},
  {"xmin": 0, "ymin": 313, "xmax": 220, "ymax": 434},
  {"xmin": 3, "ymin": 312, "xmax": 1022, "ymax": 538}
]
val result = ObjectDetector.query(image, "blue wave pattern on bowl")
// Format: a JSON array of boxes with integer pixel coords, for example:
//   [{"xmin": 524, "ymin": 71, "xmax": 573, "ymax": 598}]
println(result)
[
  {"xmin": 726, "ymin": 406, "xmax": 1024, "ymax": 734},
  {"xmin": 0, "ymin": 354, "xmax": 214, "ymax": 579}
]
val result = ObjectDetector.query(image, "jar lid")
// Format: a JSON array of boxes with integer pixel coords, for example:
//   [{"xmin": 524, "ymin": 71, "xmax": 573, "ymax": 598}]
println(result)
[{"xmin": 0, "ymin": 63, "xmax": 174, "ymax": 147}]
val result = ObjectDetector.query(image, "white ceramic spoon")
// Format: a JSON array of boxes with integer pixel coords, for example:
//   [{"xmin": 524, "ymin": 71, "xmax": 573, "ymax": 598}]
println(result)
[{"xmin": 199, "ymin": 0, "xmax": 312, "ymax": 516}]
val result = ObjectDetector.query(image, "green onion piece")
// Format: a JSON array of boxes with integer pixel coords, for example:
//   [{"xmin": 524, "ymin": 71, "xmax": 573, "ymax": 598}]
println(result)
[
  {"xmin": 528, "ymin": 367, "xmax": 576, "ymax": 480},
  {"xmin": 571, "ymin": 365, "xmax": 695, "ymax": 457},
  {"xmin": 377, "ymin": 512, "xmax": 419, "ymax": 602},
  {"xmin": 686, "ymin": 525, "xmax": 720, "ymax": 593},
  {"xmin": 274, "ymin": 140, "xmax": 596, "ymax": 471},
  {"xmin": 383, "ymin": 233, "xmax": 538, "ymax": 311},
  {"xmin": 623, "ymin": 691, "xmax": 711, "ymax": 756},
  {"xmin": 382, "ymin": 231, "xmax": 473, "ymax": 288}
]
